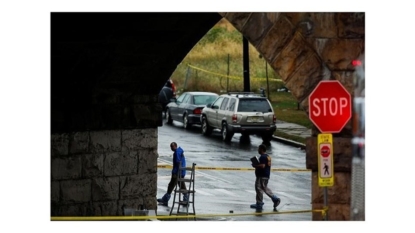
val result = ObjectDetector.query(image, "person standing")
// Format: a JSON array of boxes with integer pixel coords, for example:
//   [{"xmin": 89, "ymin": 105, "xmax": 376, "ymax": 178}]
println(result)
[
  {"xmin": 157, "ymin": 142, "xmax": 188, "ymax": 205},
  {"xmin": 250, "ymin": 144, "xmax": 281, "ymax": 211},
  {"xmin": 158, "ymin": 80, "xmax": 174, "ymax": 118}
]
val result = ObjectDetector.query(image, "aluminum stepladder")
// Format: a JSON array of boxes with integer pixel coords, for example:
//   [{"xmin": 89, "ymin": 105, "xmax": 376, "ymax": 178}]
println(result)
[{"xmin": 169, "ymin": 162, "xmax": 196, "ymax": 220}]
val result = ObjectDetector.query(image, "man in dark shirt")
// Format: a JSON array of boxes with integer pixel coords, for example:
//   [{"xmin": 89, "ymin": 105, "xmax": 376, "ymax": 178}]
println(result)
[
  {"xmin": 158, "ymin": 81, "xmax": 174, "ymax": 117},
  {"xmin": 250, "ymin": 144, "xmax": 281, "ymax": 211}
]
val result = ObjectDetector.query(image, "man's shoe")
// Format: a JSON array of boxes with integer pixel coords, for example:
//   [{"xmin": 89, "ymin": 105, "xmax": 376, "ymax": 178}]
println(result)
[
  {"xmin": 273, "ymin": 197, "xmax": 281, "ymax": 208},
  {"xmin": 157, "ymin": 193, "xmax": 171, "ymax": 205},
  {"xmin": 250, "ymin": 202, "xmax": 264, "ymax": 209}
]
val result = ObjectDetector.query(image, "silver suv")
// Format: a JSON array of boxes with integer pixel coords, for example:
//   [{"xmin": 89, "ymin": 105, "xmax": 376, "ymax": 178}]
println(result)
[{"xmin": 200, "ymin": 92, "xmax": 277, "ymax": 143}]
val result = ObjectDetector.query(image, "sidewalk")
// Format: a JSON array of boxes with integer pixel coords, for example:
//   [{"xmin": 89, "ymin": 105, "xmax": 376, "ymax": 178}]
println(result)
[{"xmin": 272, "ymin": 120, "xmax": 311, "ymax": 150}]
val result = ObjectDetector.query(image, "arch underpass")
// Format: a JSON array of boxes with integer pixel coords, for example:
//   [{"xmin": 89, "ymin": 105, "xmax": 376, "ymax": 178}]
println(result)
[{"xmin": 51, "ymin": 12, "xmax": 364, "ymax": 220}]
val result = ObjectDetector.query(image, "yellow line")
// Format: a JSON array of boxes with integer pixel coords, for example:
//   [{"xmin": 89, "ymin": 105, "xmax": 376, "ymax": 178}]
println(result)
[
  {"xmin": 157, "ymin": 165, "xmax": 310, "ymax": 172},
  {"xmin": 187, "ymin": 64, "xmax": 283, "ymax": 82},
  {"xmin": 51, "ymin": 209, "xmax": 324, "ymax": 221}
]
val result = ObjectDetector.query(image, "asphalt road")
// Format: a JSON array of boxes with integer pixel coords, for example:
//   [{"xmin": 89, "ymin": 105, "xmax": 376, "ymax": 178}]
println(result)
[{"xmin": 156, "ymin": 121, "xmax": 312, "ymax": 221}]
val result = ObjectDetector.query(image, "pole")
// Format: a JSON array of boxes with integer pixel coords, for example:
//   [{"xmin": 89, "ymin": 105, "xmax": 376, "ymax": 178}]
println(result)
[
  {"xmin": 324, "ymin": 187, "xmax": 328, "ymax": 220},
  {"xmin": 265, "ymin": 61, "xmax": 270, "ymax": 100},
  {"xmin": 243, "ymin": 36, "xmax": 250, "ymax": 92},
  {"xmin": 227, "ymin": 54, "xmax": 230, "ymax": 93}
]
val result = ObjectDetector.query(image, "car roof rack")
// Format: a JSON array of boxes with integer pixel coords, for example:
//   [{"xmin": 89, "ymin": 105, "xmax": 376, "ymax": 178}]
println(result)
[{"xmin": 227, "ymin": 92, "xmax": 265, "ymax": 98}]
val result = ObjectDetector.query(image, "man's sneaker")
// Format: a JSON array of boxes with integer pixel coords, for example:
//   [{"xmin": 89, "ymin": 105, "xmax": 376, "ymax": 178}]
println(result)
[
  {"xmin": 250, "ymin": 202, "xmax": 264, "ymax": 209},
  {"xmin": 273, "ymin": 197, "xmax": 281, "ymax": 208},
  {"xmin": 157, "ymin": 193, "xmax": 171, "ymax": 205}
]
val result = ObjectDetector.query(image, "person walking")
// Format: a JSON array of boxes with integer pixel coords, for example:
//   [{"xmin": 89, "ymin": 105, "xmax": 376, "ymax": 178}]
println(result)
[
  {"xmin": 250, "ymin": 144, "xmax": 281, "ymax": 211},
  {"xmin": 157, "ymin": 142, "xmax": 188, "ymax": 205}
]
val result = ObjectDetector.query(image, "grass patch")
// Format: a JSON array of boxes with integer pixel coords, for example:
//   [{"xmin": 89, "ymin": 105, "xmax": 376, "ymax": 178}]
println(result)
[
  {"xmin": 171, "ymin": 18, "xmax": 313, "ymax": 142},
  {"xmin": 274, "ymin": 130, "xmax": 306, "ymax": 145}
]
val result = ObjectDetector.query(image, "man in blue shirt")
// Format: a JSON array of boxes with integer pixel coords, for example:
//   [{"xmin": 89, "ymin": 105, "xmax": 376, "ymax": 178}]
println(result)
[
  {"xmin": 250, "ymin": 144, "xmax": 281, "ymax": 211},
  {"xmin": 157, "ymin": 142, "xmax": 188, "ymax": 205}
]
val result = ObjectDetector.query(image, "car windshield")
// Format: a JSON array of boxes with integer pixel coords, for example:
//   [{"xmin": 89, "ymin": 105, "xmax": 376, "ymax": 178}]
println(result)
[
  {"xmin": 193, "ymin": 95, "xmax": 217, "ymax": 105},
  {"xmin": 237, "ymin": 99, "xmax": 272, "ymax": 112}
]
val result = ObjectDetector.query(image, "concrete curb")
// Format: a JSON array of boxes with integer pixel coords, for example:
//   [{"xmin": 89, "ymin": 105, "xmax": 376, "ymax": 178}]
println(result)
[{"xmin": 272, "ymin": 136, "xmax": 306, "ymax": 150}]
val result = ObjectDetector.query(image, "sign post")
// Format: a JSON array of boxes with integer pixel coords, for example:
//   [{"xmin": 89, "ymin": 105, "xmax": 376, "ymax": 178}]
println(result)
[{"xmin": 309, "ymin": 80, "xmax": 352, "ymax": 220}]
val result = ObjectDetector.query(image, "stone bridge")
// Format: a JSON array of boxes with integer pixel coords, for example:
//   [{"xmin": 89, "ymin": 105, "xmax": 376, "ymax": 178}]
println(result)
[{"xmin": 51, "ymin": 12, "xmax": 364, "ymax": 220}]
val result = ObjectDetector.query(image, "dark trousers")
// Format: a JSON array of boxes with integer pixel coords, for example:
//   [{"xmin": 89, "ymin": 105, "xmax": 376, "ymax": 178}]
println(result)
[{"xmin": 167, "ymin": 173, "xmax": 187, "ymax": 194}]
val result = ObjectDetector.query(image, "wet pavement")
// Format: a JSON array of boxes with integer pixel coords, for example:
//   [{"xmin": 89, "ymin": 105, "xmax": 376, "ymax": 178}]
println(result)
[{"xmin": 155, "ymin": 120, "xmax": 313, "ymax": 221}]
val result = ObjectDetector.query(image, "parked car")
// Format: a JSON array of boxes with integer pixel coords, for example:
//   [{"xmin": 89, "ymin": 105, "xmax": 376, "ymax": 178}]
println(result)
[
  {"xmin": 200, "ymin": 92, "xmax": 277, "ymax": 143},
  {"xmin": 165, "ymin": 91, "xmax": 219, "ymax": 129}
]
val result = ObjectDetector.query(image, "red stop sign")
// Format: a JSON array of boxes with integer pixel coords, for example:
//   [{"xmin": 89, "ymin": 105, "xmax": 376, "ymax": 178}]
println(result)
[{"xmin": 309, "ymin": 80, "xmax": 351, "ymax": 133}]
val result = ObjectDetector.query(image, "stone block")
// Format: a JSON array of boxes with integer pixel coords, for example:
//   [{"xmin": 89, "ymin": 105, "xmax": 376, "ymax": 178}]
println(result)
[
  {"xmin": 138, "ymin": 150, "xmax": 158, "ymax": 175},
  {"xmin": 223, "ymin": 12, "xmax": 252, "ymax": 31},
  {"xmin": 92, "ymin": 201, "xmax": 118, "ymax": 216},
  {"xmin": 122, "ymin": 129, "xmax": 157, "ymax": 151},
  {"xmin": 336, "ymin": 13, "xmax": 365, "ymax": 38},
  {"xmin": 120, "ymin": 175, "xmax": 146, "ymax": 200},
  {"xmin": 311, "ymin": 172, "xmax": 351, "ymax": 204},
  {"xmin": 60, "ymin": 179, "xmax": 92, "ymax": 203},
  {"xmin": 57, "ymin": 203, "xmax": 92, "ymax": 216},
  {"xmin": 82, "ymin": 154, "xmax": 104, "ymax": 178},
  {"xmin": 51, "ymin": 133, "xmax": 69, "ymax": 157},
  {"xmin": 258, "ymin": 15, "xmax": 294, "ymax": 64},
  {"xmin": 69, "ymin": 131, "xmax": 89, "ymax": 155},
  {"xmin": 285, "ymin": 53, "xmax": 324, "ymax": 102},
  {"xmin": 51, "ymin": 181, "xmax": 60, "ymax": 203},
  {"xmin": 321, "ymin": 39, "xmax": 364, "ymax": 71},
  {"xmin": 90, "ymin": 130, "xmax": 121, "ymax": 153},
  {"xmin": 118, "ymin": 198, "xmax": 144, "ymax": 216},
  {"xmin": 272, "ymin": 32, "xmax": 315, "ymax": 82},
  {"xmin": 240, "ymin": 12, "xmax": 274, "ymax": 46},
  {"xmin": 104, "ymin": 152, "xmax": 137, "ymax": 176},
  {"xmin": 51, "ymin": 156, "xmax": 82, "ymax": 180},
  {"xmin": 92, "ymin": 177, "xmax": 119, "ymax": 201}
]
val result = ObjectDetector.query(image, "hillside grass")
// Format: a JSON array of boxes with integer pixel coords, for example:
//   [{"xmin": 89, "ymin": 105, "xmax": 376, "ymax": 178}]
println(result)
[{"xmin": 170, "ymin": 18, "xmax": 312, "ymax": 135}]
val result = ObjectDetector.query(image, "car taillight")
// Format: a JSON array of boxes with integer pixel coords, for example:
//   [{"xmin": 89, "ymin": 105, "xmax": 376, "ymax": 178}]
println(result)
[
  {"xmin": 193, "ymin": 108, "xmax": 202, "ymax": 114},
  {"xmin": 232, "ymin": 114, "xmax": 237, "ymax": 123},
  {"xmin": 273, "ymin": 114, "xmax": 276, "ymax": 123}
]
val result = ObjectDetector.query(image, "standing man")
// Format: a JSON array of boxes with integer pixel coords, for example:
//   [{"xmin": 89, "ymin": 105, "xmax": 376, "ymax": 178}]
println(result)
[
  {"xmin": 250, "ymin": 144, "xmax": 281, "ymax": 211},
  {"xmin": 157, "ymin": 142, "xmax": 188, "ymax": 205},
  {"xmin": 158, "ymin": 80, "xmax": 174, "ymax": 118}
]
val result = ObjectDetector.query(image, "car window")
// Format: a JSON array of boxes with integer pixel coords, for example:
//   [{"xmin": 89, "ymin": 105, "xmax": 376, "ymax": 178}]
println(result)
[
  {"xmin": 237, "ymin": 99, "xmax": 272, "ymax": 112},
  {"xmin": 228, "ymin": 99, "xmax": 236, "ymax": 111},
  {"xmin": 193, "ymin": 95, "xmax": 218, "ymax": 105},
  {"xmin": 176, "ymin": 93, "xmax": 186, "ymax": 103},
  {"xmin": 212, "ymin": 97, "xmax": 224, "ymax": 109},
  {"xmin": 182, "ymin": 94, "xmax": 191, "ymax": 104},
  {"xmin": 220, "ymin": 97, "xmax": 229, "ymax": 110}
]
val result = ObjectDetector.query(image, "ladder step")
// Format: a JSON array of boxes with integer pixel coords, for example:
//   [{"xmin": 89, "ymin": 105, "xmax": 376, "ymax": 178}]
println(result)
[
  {"xmin": 178, "ymin": 178, "xmax": 193, "ymax": 182},
  {"xmin": 175, "ymin": 189, "xmax": 195, "ymax": 194}
]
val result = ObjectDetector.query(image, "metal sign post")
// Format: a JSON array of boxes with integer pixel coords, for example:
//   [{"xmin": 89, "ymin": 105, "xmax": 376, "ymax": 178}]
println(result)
[{"xmin": 317, "ymin": 133, "xmax": 334, "ymax": 220}]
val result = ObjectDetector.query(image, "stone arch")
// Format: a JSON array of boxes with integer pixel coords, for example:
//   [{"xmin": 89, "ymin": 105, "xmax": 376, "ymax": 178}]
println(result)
[
  {"xmin": 221, "ymin": 12, "xmax": 364, "ymax": 220},
  {"xmin": 51, "ymin": 12, "xmax": 364, "ymax": 220}
]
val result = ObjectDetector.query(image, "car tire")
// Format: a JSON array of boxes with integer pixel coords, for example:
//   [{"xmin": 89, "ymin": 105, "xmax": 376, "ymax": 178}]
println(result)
[
  {"xmin": 183, "ymin": 114, "xmax": 191, "ymax": 129},
  {"xmin": 221, "ymin": 122, "xmax": 234, "ymax": 142},
  {"xmin": 166, "ymin": 109, "xmax": 173, "ymax": 124},
  {"xmin": 202, "ymin": 117, "xmax": 212, "ymax": 136},
  {"xmin": 261, "ymin": 133, "xmax": 273, "ymax": 144}
]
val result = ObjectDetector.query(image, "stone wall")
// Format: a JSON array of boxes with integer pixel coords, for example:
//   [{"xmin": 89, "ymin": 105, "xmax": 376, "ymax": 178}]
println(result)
[
  {"xmin": 222, "ymin": 12, "xmax": 364, "ymax": 220},
  {"xmin": 51, "ymin": 128, "xmax": 158, "ymax": 216}
]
